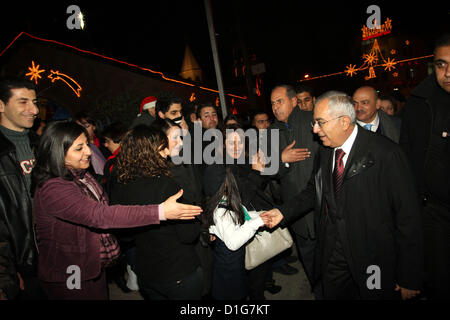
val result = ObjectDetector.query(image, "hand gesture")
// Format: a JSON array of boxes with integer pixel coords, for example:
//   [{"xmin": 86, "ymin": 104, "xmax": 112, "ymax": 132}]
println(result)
[
  {"xmin": 163, "ymin": 189, "xmax": 202, "ymax": 220},
  {"xmin": 260, "ymin": 208, "xmax": 284, "ymax": 228},
  {"xmin": 395, "ymin": 284, "xmax": 420, "ymax": 300},
  {"xmin": 251, "ymin": 149, "xmax": 266, "ymax": 172},
  {"xmin": 281, "ymin": 141, "xmax": 311, "ymax": 163},
  {"xmin": 180, "ymin": 118, "xmax": 189, "ymax": 135}
]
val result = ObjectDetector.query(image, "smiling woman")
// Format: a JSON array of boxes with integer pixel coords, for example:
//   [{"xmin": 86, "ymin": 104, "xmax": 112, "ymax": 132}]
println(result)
[
  {"xmin": 30, "ymin": 121, "xmax": 202, "ymax": 300},
  {"xmin": 64, "ymin": 133, "xmax": 92, "ymax": 170}
]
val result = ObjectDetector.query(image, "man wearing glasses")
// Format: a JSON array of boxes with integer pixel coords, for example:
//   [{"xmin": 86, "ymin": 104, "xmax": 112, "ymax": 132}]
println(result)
[{"xmin": 262, "ymin": 91, "xmax": 423, "ymax": 300}]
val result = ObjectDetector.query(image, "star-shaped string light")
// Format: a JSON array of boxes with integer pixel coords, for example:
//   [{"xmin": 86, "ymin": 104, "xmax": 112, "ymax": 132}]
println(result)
[
  {"xmin": 383, "ymin": 57, "xmax": 397, "ymax": 71},
  {"xmin": 25, "ymin": 61, "xmax": 45, "ymax": 84},
  {"xmin": 363, "ymin": 51, "xmax": 378, "ymax": 65},
  {"xmin": 345, "ymin": 64, "xmax": 358, "ymax": 77}
]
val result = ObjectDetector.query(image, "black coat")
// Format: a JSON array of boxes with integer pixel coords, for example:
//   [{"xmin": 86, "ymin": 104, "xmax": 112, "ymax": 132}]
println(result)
[
  {"xmin": 400, "ymin": 73, "xmax": 450, "ymax": 207},
  {"xmin": 109, "ymin": 175, "xmax": 200, "ymax": 285},
  {"xmin": 0, "ymin": 130, "xmax": 38, "ymax": 299},
  {"xmin": 280, "ymin": 125, "xmax": 424, "ymax": 299},
  {"xmin": 377, "ymin": 110, "xmax": 400, "ymax": 143},
  {"xmin": 269, "ymin": 107, "xmax": 320, "ymax": 238}
]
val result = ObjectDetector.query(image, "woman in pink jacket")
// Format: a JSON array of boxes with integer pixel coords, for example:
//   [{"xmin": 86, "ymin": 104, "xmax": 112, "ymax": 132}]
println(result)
[{"xmin": 32, "ymin": 121, "xmax": 201, "ymax": 300}]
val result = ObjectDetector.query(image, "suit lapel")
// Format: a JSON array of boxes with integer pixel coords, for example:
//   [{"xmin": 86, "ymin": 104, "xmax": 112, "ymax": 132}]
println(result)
[
  {"xmin": 321, "ymin": 148, "xmax": 334, "ymax": 206},
  {"xmin": 343, "ymin": 127, "xmax": 374, "ymax": 181}
]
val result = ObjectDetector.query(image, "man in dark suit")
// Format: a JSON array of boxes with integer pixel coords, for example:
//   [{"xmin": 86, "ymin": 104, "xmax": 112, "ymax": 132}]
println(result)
[
  {"xmin": 268, "ymin": 85, "xmax": 320, "ymax": 285},
  {"xmin": 353, "ymin": 86, "xmax": 400, "ymax": 143},
  {"xmin": 262, "ymin": 91, "xmax": 423, "ymax": 300}
]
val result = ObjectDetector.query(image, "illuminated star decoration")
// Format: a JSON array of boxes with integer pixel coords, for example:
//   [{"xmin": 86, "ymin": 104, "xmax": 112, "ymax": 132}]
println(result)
[
  {"xmin": 345, "ymin": 64, "xmax": 358, "ymax": 77},
  {"xmin": 363, "ymin": 51, "xmax": 378, "ymax": 65},
  {"xmin": 48, "ymin": 70, "xmax": 82, "ymax": 98},
  {"xmin": 25, "ymin": 61, "xmax": 45, "ymax": 84},
  {"xmin": 383, "ymin": 57, "xmax": 397, "ymax": 71}
]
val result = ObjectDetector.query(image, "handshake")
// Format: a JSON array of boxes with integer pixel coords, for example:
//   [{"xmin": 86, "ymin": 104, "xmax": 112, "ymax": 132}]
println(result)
[{"xmin": 259, "ymin": 208, "xmax": 284, "ymax": 229}]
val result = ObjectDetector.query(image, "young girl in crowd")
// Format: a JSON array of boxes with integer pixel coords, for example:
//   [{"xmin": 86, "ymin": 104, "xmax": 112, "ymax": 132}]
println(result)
[
  {"xmin": 109, "ymin": 124, "xmax": 203, "ymax": 300},
  {"xmin": 32, "ymin": 121, "xmax": 201, "ymax": 300},
  {"xmin": 202, "ymin": 124, "xmax": 270, "ymax": 300}
]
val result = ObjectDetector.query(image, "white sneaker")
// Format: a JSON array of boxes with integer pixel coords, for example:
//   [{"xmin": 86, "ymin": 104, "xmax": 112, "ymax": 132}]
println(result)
[{"xmin": 126, "ymin": 264, "xmax": 139, "ymax": 291}]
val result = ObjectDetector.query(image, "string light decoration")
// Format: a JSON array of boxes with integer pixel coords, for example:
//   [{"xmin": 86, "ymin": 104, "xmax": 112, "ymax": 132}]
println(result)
[
  {"xmin": 25, "ymin": 60, "xmax": 45, "ymax": 84},
  {"xmin": 383, "ymin": 57, "xmax": 397, "ymax": 72},
  {"xmin": 348, "ymin": 39, "xmax": 395, "ymax": 80},
  {"xmin": 361, "ymin": 18, "xmax": 392, "ymax": 41},
  {"xmin": 48, "ymin": 69, "xmax": 83, "ymax": 97},
  {"xmin": 298, "ymin": 18, "xmax": 434, "ymax": 83},
  {"xmin": 24, "ymin": 60, "xmax": 83, "ymax": 98},
  {"xmin": 344, "ymin": 64, "xmax": 358, "ymax": 77},
  {"xmin": 0, "ymin": 32, "xmax": 247, "ymax": 101}
]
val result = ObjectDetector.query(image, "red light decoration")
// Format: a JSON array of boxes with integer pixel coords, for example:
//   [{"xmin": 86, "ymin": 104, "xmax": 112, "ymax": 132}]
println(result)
[
  {"xmin": 361, "ymin": 18, "xmax": 392, "ymax": 41},
  {"xmin": 0, "ymin": 32, "xmax": 247, "ymax": 101}
]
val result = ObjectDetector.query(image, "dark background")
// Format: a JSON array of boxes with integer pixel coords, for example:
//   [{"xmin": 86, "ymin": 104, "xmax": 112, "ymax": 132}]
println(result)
[{"xmin": 1, "ymin": 1, "xmax": 449, "ymax": 104}]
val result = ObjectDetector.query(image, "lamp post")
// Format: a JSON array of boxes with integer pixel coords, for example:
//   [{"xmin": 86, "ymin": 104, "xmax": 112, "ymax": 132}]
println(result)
[{"xmin": 204, "ymin": 0, "xmax": 228, "ymax": 117}]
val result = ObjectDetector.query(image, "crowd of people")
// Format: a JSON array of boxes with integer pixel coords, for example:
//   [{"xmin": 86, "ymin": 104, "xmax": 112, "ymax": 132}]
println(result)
[{"xmin": 0, "ymin": 33, "xmax": 448, "ymax": 301}]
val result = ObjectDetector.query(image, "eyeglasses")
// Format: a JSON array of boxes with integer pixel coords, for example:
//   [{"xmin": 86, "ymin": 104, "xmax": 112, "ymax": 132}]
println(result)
[{"xmin": 311, "ymin": 115, "xmax": 345, "ymax": 128}]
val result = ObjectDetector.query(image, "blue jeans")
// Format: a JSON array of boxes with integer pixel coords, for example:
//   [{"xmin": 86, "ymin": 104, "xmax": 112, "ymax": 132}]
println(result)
[{"xmin": 139, "ymin": 267, "xmax": 203, "ymax": 300}]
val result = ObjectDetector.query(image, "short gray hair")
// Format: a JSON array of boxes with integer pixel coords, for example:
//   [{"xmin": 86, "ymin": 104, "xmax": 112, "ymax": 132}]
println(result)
[
  {"xmin": 272, "ymin": 84, "xmax": 297, "ymax": 99},
  {"xmin": 315, "ymin": 91, "xmax": 356, "ymax": 123}
]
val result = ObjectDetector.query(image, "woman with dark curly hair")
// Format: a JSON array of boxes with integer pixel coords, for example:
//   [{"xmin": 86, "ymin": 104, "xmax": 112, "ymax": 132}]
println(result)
[
  {"xmin": 109, "ymin": 124, "xmax": 203, "ymax": 300},
  {"xmin": 32, "ymin": 121, "xmax": 202, "ymax": 300}
]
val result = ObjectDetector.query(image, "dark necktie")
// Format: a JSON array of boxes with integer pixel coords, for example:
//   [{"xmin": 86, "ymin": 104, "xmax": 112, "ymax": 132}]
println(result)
[{"xmin": 333, "ymin": 148, "xmax": 346, "ymax": 199}]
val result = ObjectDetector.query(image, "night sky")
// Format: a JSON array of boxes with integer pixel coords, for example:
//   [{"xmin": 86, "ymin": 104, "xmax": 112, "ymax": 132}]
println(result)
[{"xmin": 1, "ymin": 1, "xmax": 449, "ymax": 100}]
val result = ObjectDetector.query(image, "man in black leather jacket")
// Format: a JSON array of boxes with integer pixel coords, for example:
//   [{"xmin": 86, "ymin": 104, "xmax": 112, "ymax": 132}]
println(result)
[{"xmin": 0, "ymin": 78, "xmax": 44, "ymax": 299}]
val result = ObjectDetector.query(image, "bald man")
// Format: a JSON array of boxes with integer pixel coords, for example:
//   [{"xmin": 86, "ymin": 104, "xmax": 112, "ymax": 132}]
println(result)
[{"xmin": 352, "ymin": 86, "xmax": 400, "ymax": 143}]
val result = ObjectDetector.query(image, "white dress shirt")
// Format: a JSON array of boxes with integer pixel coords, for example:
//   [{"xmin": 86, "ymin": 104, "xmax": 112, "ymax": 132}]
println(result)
[
  {"xmin": 356, "ymin": 113, "xmax": 379, "ymax": 132},
  {"xmin": 332, "ymin": 124, "xmax": 358, "ymax": 171}
]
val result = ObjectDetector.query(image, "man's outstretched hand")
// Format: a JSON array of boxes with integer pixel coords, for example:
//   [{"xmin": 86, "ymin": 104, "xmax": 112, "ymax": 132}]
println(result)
[{"xmin": 260, "ymin": 208, "xmax": 284, "ymax": 228}]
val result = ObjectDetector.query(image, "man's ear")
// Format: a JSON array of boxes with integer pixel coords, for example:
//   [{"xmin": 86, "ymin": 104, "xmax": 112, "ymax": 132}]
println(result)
[
  {"xmin": 0, "ymin": 100, "xmax": 5, "ymax": 113},
  {"xmin": 341, "ymin": 116, "xmax": 352, "ymax": 130},
  {"xmin": 158, "ymin": 110, "xmax": 165, "ymax": 119},
  {"xmin": 375, "ymin": 99, "xmax": 381, "ymax": 110}
]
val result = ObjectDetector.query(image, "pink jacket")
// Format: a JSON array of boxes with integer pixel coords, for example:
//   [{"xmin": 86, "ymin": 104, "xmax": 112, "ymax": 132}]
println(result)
[{"xmin": 34, "ymin": 176, "xmax": 160, "ymax": 283}]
